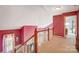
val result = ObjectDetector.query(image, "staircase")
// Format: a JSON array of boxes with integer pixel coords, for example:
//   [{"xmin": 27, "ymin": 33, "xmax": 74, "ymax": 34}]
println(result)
[{"xmin": 14, "ymin": 28, "xmax": 77, "ymax": 53}]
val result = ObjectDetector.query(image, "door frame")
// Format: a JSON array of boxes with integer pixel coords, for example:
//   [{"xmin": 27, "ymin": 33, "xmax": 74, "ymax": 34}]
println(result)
[
  {"xmin": 64, "ymin": 15, "xmax": 77, "ymax": 39},
  {"xmin": 2, "ymin": 33, "xmax": 15, "ymax": 53}
]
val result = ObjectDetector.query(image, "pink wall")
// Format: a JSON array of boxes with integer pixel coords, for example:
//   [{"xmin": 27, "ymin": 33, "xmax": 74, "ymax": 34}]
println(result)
[
  {"xmin": 76, "ymin": 10, "xmax": 79, "ymax": 51},
  {"xmin": 0, "ymin": 29, "xmax": 21, "ymax": 52},
  {"xmin": 21, "ymin": 26, "xmax": 36, "ymax": 43},
  {"xmin": 53, "ymin": 15, "xmax": 64, "ymax": 37},
  {"xmin": 53, "ymin": 11, "xmax": 78, "ymax": 37},
  {"xmin": 77, "ymin": 10, "xmax": 79, "ymax": 38},
  {"xmin": 0, "ymin": 26, "xmax": 36, "ymax": 52},
  {"xmin": 63, "ymin": 11, "xmax": 77, "ymax": 16}
]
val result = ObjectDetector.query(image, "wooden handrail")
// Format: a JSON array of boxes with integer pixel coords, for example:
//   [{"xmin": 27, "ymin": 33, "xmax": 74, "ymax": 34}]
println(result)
[
  {"xmin": 37, "ymin": 28, "xmax": 53, "ymax": 41},
  {"xmin": 48, "ymin": 28, "xmax": 49, "ymax": 41},
  {"xmin": 14, "ymin": 27, "xmax": 53, "ymax": 53},
  {"xmin": 14, "ymin": 34, "xmax": 34, "ymax": 52},
  {"xmin": 37, "ymin": 28, "xmax": 53, "ymax": 33}
]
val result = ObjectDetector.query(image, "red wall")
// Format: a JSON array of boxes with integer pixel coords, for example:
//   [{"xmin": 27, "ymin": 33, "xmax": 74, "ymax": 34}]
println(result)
[
  {"xmin": 53, "ymin": 15, "xmax": 64, "ymax": 37},
  {"xmin": 76, "ymin": 10, "xmax": 79, "ymax": 51},
  {"xmin": 21, "ymin": 26, "xmax": 36, "ymax": 43},
  {"xmin": 0, "ymin": 26, "xmax": 36, "ymax": 52},
  {"xmin": 53, "ymin": 11, "xmax": 78, "ymax": 37},
  {"xmin": 0, "ymin": 29, "xmax": 21, "ymax": 52},
  {"xmin": 77, "ymin": 10, "xmax": 79, "ymax": 38},
  {"xmin": 63, "ymin": 11, "xmax": 77, "ymax": 16}
]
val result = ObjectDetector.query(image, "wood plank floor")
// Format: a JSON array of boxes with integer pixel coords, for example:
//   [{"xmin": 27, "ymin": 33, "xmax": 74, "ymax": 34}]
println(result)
[{"xmin": 38, "ymin": 35, "xmax": 77, "ymax": 53}]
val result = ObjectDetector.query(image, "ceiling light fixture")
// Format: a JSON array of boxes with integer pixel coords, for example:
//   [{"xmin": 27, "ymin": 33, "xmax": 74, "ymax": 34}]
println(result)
[
  {"xmin": 55, "ymin": 7, "xmax": 61, "ymax": 10},
  {"xmin": 52, "ymin": 7, "xmax": 61, "ymax": 10}
]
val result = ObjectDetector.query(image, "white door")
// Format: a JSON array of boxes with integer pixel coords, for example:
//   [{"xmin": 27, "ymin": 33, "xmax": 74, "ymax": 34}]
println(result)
[{"xmin": 3, "ymin": 33, "xmax": 15, "ymax": 53}]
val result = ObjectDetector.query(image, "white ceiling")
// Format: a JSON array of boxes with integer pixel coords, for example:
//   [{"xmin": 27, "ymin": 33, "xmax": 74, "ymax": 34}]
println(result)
[{"xmin": 0, "ymin": 5, "xmax": 79, "ymax": 30}]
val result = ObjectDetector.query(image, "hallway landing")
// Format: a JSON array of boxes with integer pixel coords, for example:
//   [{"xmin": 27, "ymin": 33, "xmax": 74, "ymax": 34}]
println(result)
[{"xmin": 38, "ymin": 35, "xmax": 77, "ymax": 53}]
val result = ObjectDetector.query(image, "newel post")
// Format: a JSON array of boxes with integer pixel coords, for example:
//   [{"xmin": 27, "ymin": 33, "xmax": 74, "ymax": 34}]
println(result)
[
  {"xmin": 34, "ymin": 28, "xmax": 38, "ymax": 53},
  {"xmin": 14, "ymin": 49, "xmax": 16, "ymax": 53},
  {"xmin": 48, "ymin": 28, "xmax": 49, "ymax": 41}
]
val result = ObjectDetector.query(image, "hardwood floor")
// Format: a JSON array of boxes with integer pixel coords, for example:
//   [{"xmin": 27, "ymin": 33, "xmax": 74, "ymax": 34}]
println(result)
[
  {"xmin": 38, "ymin": 35, "xmax": 77, "ymax": 53},
  {"xmin": 15, "ymin": 29, "xmax": 78, "ymax": 53}
]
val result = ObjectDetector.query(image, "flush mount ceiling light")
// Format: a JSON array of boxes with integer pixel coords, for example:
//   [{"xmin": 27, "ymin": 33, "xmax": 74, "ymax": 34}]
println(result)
[
  {"xmin": 52, "ymin": 6, "xmax": 62, "ymax": 10},
  {"xmin": 52, "ymin": 8, "xmax": 60, "ymax": 10},
  {"xmin": 55, "ymin": 7, "xmax": 61, "ymax": 10},
  {"xmin": 52, "ymin": 7, "xmax": 61, "ymax": 10}
]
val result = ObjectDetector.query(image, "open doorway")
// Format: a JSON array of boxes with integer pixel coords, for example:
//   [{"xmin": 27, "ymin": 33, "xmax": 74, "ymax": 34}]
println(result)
[
  {"xmin": 65, "ymin": 15, "xmax": 77, "ymax": 45},
  {"xmin": 3, "ymin": 33, "xmax": 15, "ymax": 53}
]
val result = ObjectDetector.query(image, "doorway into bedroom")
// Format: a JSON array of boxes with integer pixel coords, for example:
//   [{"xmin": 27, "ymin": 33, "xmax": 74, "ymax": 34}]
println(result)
[{"xmin": 65, "ymin": 15, "xmax": 77, "ymax": 45}]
